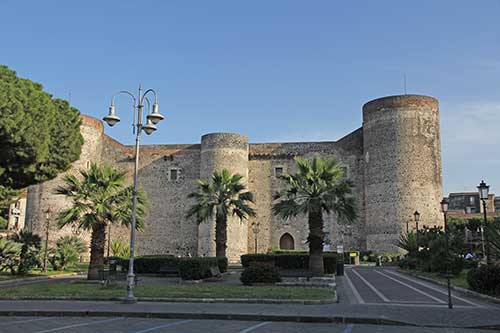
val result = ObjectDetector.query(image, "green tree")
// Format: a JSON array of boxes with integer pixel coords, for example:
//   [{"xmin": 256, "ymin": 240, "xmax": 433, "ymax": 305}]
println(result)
[
  {"xmin": 0, "ymin": 65, "xmax": 83, "ymax": 205},
  {"xmin": 187, "ymin": 169, "xmax": 256, "ymax": 258},
  {"xmin": 272, "ymin": 156, "xmax": 356, "ymax": 276},
  {"xmin": 56, "ymin": 163, "xmax": 148, "ymax": 280}
]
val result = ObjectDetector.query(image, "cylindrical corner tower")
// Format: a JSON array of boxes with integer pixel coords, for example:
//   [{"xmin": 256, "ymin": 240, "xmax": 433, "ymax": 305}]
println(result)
[
  {"xmin": 198, "ymin": 133, "xmax": 249, "ymax": 263},
  {"xmin": 362, "ymin": 95, "xmax": 443, "ymax": 252},
  {"xmin": 25, "ymin": 115, "xmax": 104, "ymax": 247}
]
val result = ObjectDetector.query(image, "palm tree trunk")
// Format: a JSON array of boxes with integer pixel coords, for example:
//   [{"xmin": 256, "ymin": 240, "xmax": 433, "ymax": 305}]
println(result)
[
  {"xmin": 88, "ymin": 223, "xmax": 107, "ymax": 280},
  {"xmin": 215, "ymin": 215, "xmax": 227, "ymax": 258},
  {"xmin": 308, "ymin": 208, "xmax": 324, "ymax": 276}
]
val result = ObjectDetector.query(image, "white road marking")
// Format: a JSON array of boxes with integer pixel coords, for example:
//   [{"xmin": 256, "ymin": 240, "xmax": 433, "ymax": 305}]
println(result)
[
  {"xmin": 365, "ymin": 302, "xmax": 475, "ymax": 308},
  {"xmin": 0, "ymin": 317, "xmax": 53, "ymax": 326},
  {"xmin": 375, "ymin": 270, "xmax": 446, "ymax": 304},
  {"xmin": 386, "ymin": 269, "xmax": 481, "ymax": 307},
  {"xmin": 343, "ymin": 323, "xmax": 355, "ymax": 333},
  {"xmin": 134, "ymin": 319, "xmax": 192, "ymax": 333},
  {"xmin": 36, "ymin": 317, "xmax": 123, "ymax": 332},
  {"xmin": 344, "ymin": 269, "xmax": 365, "ymax": 304},
  {"xmin": 351, "ymin": 268, "xmax": 390, "ymax": 302},
  {"xmin": 238, "ymin": 321, "xmax": 271, "ymax": 333}
]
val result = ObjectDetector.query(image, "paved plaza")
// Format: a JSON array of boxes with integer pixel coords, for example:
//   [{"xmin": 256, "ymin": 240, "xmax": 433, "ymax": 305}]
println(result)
[{"xmin": 0, "ymin": 316, "xmax": 496, "ymax": 333}]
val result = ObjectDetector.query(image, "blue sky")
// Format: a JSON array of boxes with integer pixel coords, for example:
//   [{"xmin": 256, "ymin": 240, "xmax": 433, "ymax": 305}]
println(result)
[{"xmin": 1, "ymin": 1, "xmax": 499, "ymax": 194}]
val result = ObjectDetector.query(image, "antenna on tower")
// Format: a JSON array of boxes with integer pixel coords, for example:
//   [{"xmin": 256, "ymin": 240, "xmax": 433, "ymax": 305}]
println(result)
[{"xmin": 403, "ymin": 73, "xmax": 407, "ymax": 95}]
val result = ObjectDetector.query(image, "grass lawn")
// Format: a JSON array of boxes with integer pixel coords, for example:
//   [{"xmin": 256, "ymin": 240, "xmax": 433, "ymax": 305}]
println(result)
[
  {"xmin": 0, "ymin": 263, "xmax": 88, "ymax": 281},
  {"xmin": 403, "ymin": 269, "xmax": 470, "ymax": 289},
  {"xmin": 0, "ymin": 282, "xmax": 334, "ymax": 300}
]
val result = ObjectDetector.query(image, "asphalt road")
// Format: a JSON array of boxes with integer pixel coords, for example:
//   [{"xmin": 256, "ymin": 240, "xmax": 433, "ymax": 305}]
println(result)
[
  {"xmin": 0, "ymin": 316, "xmax": 493, "ymax": 333},
  {"xmin": 338, "ymin": 266, "xmax": 484, "ymax": 308}
]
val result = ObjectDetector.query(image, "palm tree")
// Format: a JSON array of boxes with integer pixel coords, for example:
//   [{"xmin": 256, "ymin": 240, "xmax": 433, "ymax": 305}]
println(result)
[
  {"xmin": 272, "ymin": 156, "xmax": 356, "ymax": 276},
  {"xmin": 9, "ymin": 230, "xmax": 42, "ymax": 275},
  {"xmin": 187, "ymin": 169, "xmax": 256, "ymax": 258},
  {"xmin": 56, "ymin": 163, "xmax": 147, "ymax": 280}
]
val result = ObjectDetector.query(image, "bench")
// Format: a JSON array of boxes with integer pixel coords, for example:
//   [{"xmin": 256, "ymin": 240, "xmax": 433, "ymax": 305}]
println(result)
[{"xmin": 98, "ymin": 266, "xmax": 140, "ymax": 286}]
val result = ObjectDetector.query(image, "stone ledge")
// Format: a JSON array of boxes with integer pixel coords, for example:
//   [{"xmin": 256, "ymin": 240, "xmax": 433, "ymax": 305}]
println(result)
[{"xmin": 0, "ymin": 295, "xmax": 336, "ymax": 305}]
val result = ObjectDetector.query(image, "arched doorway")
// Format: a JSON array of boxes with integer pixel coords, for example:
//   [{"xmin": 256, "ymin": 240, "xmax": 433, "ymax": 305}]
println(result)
[{"xmin": 279, "ymin": 233, "xmax": 295, "ymax": 250}]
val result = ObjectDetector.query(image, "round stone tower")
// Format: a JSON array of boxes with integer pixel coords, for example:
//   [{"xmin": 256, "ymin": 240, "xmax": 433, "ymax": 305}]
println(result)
[
  {"xmin": 198, "ymin": 133, "xmax": 249, "ymax": 263},
  {"xmin": 362, "ymin": 95, "xmax": 443, "ymax": 252},
  {"xmin": 25, "ymin": 115, "xmax": 104, "ymax": 245}
]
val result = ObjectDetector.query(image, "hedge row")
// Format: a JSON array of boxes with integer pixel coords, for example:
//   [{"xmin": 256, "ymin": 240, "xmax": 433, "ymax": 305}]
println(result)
[
  {"xmin": 112, "ymin": 255, "xmax": 228, "ymax": 280},
  {"xmin": 241, "ymin": 253, "xmax": 337, "ymax": 274}
]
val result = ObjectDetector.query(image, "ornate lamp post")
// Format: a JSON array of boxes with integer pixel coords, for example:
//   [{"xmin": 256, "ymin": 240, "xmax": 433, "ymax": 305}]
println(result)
[
  {"xmin": 414, "ymin": 210, "xmax": 420, "ymax": 247},
  {"xmin": 477, "ymin": 180, "xmax": 490, "ymax": 264},
  {"xmin": 440, "ymin": 198, "xmax": 453, "ymax": 309},
  {"xmin": 103, "ymin": 84, "xmax": 164, "ymax": 303},
  {"xmin": 252, "ymin": 222, "xmax": 260, "ymax": 254},
  {"xmin": 43, "ymin": 207, "xmax": 52, "ymax": 273}
]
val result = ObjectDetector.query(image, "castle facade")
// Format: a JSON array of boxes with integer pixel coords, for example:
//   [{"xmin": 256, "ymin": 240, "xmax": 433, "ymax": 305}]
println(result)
[{"xmin": 24, "ymin": 94, "xmax": 443, "ymax": 262}]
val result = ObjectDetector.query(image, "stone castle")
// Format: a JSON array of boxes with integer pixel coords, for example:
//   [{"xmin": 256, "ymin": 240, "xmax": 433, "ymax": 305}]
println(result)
[{"xmin": 23, "ymin": 94, "xmax": 443, "ymax": 262}]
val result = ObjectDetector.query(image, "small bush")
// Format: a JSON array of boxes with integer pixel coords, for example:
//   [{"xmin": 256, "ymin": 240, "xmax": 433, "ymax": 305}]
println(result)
[
  {"xmin": 241, "ymin": 253, "xmax": 337, "ymax": 274},
  {"xmin": 467, "ymin": 264, "xmax": 500, "ymax": 295},
  {"xmin": 115, "ymin": 255, "xmax": 227, "ymax": 279},
  {"xmin": 0, "ymin": 216, "xmax": 8, "ymax": 230},
  {"xmin": 49, "ymin": 236, "xmax": 86, "ymax": 270},
  {"xmin": 398, "ymin": 257, "xmax": 418, "ymax": 270},
  {"xmin": 240, "ymin": 264, "xmax": 281, "ymax": 285},
  {"xmin": 178, "ymin": 257, "xmax": 216, "ymax": 280},
  {"xmin": 110, "ymin": 240, "xmax": 130, "ymax": 258}
]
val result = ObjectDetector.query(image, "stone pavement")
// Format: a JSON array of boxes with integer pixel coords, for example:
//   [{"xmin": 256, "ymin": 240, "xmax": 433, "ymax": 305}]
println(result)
[{"xmin": 0, "ymin": 299, "xmax": 499, "ymax": 329}]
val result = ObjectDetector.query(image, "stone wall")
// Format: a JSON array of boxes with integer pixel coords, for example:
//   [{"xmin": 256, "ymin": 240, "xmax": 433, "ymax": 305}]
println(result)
[{"xmin": 24, "ymin": 93, "xmax": 443, "ymax": 259}]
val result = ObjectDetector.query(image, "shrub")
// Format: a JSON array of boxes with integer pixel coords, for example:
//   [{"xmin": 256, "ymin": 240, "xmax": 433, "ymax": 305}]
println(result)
[
  {"xmin": 0, "ymin": 216, "xmax": 7, "ymax": 230},
  {"xmin": 110, "ymin": 240, "xmax": 130, "ymax": 258},
  {"xmin": 49, "ymin": 236, "xmax": 86, "ymax": 270},
  {"xmin": 216, "ymin": 257, "xmax": 228, "ymax": 273},
  {"xmin": 241, "ymin": 253, "xmax": 337, "ymax": 274},
  {"xmin": 398, "ymin": 257, "xmax": 418, "ymax": 270},
  {"xmin": 0, "ymin": 238, "xmax": 21, "ymax": 274},
  {"xmin": 240, "ymin": 264, "xmax": 281, "ymax": 285},
  {"xmin": 178, "ymin": 257, "xmax": 217, "ymax": 280},
  {"xmin": 467, "ymin": 264, "xmax": 500, "ymax": 295},
  {"xmin": 115, "ymin": 255, "xmax": 228, "ymax": 279},
  {"xmin": 9, "ymin": 231, "xmax": 41, "ymax": 275}
]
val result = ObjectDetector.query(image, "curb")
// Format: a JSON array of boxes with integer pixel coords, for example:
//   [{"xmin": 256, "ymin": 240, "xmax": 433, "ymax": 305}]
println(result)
[
  {"xmin": 0, "ymin": 273, "xmax": 81, "ymax": 286},
  {"xmin": 398, "ymin": 269, "xmax": 500, "ymax": 305},
  {"xmin": 0, "ymin": 295, "xmax": 336, "ymax": 305},
  {"xmin": 0, "ymin": 310, "xmax": 415, "ymax": 327}
]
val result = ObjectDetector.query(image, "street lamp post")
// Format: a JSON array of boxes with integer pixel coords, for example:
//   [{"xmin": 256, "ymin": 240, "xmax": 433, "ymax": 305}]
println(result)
[
  {"xmin": 414, "ymin": 210, "xmax": 420, "ymax": 247},
  {"xmin": 103, "ymin": 84, "xmax": 164, "ymax": 303},
  {"xmin": 477, "ymin": 180, "xmax": 490, "ymax": 264},
  {"xmin": 43, "ymin": 207, "xmax": 52, "ymax": 274},
  {"xmin": 440, "ymin": 198, "xmax": 453, "ymax": 309},
  {"xmin": 252, "ymin": 223, "xmax": 260, "ymax": 254}
]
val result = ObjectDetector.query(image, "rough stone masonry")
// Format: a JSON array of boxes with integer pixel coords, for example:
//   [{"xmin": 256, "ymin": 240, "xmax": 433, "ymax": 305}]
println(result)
[{"xmin": 24, "ymin": 94, "xmax": 443, "ymax": 263}]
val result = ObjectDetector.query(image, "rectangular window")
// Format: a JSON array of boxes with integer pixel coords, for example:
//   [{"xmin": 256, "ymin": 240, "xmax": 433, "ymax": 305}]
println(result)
[
  {"xmin": 274, "ymin": 167, "xmax": 284, "ymax": 177},
  {"xmin": 469, "ymin": 196, "xmax": 475, "ymax": 204},
  {"xmin": 170, "ymin": 169, "xmax": 178, "ymax": 181}
]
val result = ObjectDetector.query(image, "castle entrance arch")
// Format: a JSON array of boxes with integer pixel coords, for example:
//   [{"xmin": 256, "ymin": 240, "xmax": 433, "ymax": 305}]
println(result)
[{"xmin": 279, "ymin": 233, "xmax": 295, "ymax": 250}]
